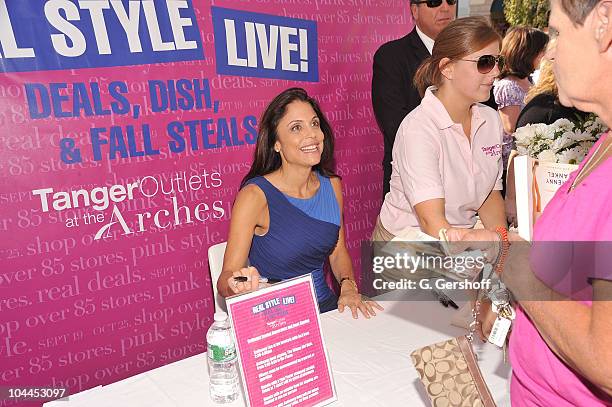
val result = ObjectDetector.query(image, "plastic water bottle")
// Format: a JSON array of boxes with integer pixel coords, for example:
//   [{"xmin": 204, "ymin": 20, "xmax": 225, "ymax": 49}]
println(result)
[{"xmin": 207, "ymin": 311, "xmax": 240, "ymax": 403}]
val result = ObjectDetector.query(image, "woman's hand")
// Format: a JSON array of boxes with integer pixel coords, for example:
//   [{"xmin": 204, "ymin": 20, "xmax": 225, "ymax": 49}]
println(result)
[
  {"xmin": 505, "ymin": 196, "xmax": 518, "ymax": 228},
  {"xmin": 445, "ymin": 227, "xmax": 471, "ymax": 242},
  {"xmin": 227, "ymin": 266, "xmax": 261, "ymax": 294},
  {"xmin": 505, "ymin": 152, "xmax": 518, "ymax": 228},
  {"xmin": 474, "ymin": 299, "xmax": 497, "ymax": 341},
  {"xmin": 447, "ymin": 228, "xmax": 498, "ymax": 244},
  {"xmin": 338, "ymin": 281, "xmax": 384, "ymax": 319},
  {"xmin": 446, "ymin": 228, "xmax": 500, "ymax": 262}
]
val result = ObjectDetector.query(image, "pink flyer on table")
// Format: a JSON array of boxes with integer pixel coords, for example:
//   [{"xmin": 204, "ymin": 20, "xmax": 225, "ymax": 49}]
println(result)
[{"xmin": 226, "ymin": 275, "xmax": 336, "ymax": 407}]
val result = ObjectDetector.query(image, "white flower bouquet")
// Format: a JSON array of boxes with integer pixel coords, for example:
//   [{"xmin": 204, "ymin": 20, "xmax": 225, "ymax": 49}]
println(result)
[
  {"xmin": 513, "ymin": 114, "xmax": 608, "ymax": 240},
  {"xmin": 514, "ymin": 115, "xmax": 608, "ymax": 164}
]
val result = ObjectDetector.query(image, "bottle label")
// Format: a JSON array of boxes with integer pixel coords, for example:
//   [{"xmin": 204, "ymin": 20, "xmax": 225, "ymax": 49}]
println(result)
[{"xmin": 208, "ymin": 343, "xmax": 236, "ymax": 362}]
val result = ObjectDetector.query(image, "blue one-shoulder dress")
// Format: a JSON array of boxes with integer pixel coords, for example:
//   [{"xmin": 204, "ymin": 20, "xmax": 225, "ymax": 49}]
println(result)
[{"xmin": 245, "ymin": 172, "xmax": 341, "ymax": 313}]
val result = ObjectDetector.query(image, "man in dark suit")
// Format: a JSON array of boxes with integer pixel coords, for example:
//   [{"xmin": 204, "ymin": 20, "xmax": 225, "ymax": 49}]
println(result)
[{"xmin": 372, "ymin": 0, "xmax": 456, "ymax": 197}]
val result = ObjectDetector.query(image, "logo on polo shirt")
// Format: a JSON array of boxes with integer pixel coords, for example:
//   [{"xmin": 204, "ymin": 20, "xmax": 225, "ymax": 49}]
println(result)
[{"xmin": 481, "ymin": 144, "xmax": 502, "ymax": 157}]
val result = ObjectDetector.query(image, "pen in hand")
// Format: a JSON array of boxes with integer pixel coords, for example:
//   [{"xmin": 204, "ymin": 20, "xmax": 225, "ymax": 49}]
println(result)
[{"xmin": 233, "ymin": 276, "xmax": 282, "ymax": 284}]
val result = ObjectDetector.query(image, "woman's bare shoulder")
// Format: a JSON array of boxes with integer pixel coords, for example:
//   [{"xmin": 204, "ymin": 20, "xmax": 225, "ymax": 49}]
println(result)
[{"xmin": 234, "ymin": 183, "xmax": 267, "ymax": 211}]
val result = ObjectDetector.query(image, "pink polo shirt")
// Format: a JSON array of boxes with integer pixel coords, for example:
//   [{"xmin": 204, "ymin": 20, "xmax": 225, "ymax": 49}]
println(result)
[{"xmin": 379, "ymin": 87, "xmax": 504, "ymax": 235}]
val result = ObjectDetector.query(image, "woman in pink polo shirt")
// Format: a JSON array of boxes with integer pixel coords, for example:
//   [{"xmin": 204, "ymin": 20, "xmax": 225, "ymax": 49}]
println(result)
[{"xmin": 374, "ymin": 16, "xmax": 507, "ymax": 243}]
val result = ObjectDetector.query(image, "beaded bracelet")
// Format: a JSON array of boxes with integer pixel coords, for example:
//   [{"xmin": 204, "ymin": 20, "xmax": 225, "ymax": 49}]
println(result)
[{"xmin": 494, "ymin": 227, "xmax": 510, "ymax": 274}]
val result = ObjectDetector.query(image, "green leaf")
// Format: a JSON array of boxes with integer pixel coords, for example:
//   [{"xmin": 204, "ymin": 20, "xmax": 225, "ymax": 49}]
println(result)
[{"xmin": 503, "ymin": 0, "xmax": 550, "ymax": 29}]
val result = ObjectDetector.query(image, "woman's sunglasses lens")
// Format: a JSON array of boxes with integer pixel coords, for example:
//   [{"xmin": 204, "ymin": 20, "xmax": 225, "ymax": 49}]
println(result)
[{"xmin": 477, "ymin": 56, "xmax": 497, "ymax": 74}]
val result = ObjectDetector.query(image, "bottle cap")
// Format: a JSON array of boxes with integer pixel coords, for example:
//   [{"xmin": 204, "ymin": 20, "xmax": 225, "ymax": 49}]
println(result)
[{"xmin": 214, "ymin": 311, "xmax": 228, "ymax": 322}]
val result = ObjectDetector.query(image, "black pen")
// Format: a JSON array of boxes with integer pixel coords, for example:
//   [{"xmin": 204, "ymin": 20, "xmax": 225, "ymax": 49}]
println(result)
[
  {"xmin": 446, "ymin": 297, "xmax": 459, "ymax": 309},
  {"xmin": 433, "ymin": 289, "xmax": 459, "ymax": 309},
  {"xmin": 233, "ymin": 276, "xmax": 282, "ymax": 284},
  {"xmin": 440, "ymin": 291, "xmax": 459, "ymax": 309}
]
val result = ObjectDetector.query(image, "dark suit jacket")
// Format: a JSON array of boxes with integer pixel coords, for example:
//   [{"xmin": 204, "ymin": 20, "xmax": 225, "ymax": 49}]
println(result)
[{"xmin": 372, "ymin": 28, "xmax": 430, "ymax": 198}]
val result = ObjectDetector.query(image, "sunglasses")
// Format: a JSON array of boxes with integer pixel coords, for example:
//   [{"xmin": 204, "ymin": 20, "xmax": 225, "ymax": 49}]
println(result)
[
  {"xmin": 460, "ymin": 55, "xmax": 505, "ymax": 74},
  {"xmin": 411, "ymin": 0, "xmax": 457, "ymax": 8}
]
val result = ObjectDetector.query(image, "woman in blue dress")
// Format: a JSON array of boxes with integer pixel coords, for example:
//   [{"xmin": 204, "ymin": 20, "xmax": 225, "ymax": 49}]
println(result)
[{"xmin": 217, "ymin": 88, "xmax": 382, "ymax": 317}]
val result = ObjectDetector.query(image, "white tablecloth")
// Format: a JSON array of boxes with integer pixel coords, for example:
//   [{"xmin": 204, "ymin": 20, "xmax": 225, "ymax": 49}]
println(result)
[{"xmin": 45, "ymin": 291, "xmax": 511, "ymax": 406}]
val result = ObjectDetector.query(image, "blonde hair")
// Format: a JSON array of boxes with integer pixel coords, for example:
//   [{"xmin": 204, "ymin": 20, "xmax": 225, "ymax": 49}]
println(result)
[
  {"xmin": 525, "ymin": 60, "xmax": 557, "ymax": 104},
  {"xmin": 413, "ymin": 16, "xmax": 501, "ymax": 97}
]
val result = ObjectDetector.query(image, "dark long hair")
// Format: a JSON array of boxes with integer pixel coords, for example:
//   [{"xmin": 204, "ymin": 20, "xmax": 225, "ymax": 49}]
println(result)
[{"xmin": 241, "ymin": 88, "xmax": 336, "ymax": 187}]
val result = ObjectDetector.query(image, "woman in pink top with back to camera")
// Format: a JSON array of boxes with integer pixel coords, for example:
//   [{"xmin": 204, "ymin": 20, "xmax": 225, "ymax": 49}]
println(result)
[{"xmin": 454, "ymin": 1, "xmax": 612, "ymax": 405}]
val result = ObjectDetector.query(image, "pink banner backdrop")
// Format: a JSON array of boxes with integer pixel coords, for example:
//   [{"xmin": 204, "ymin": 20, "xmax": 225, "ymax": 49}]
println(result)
[{"xmin": 0, "ymin": 1, "xmax": 411, "ymax": 405}]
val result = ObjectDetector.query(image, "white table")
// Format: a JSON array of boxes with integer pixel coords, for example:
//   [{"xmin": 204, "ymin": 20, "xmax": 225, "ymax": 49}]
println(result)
[{"xmin": 45, "ymin": 291, "xmax": 511, "ymax": 406}]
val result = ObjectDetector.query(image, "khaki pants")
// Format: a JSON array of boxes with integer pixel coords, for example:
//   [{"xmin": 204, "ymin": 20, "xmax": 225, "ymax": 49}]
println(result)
[{"xmin": 370, "ymin": 217, "xmax": 436, "ymax": 292}]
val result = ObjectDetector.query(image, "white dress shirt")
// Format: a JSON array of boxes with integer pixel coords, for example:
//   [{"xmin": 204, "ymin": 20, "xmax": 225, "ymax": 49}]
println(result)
[{"xmin": 415, "ymin": 25, "xmax": 435, "ymax": 54}]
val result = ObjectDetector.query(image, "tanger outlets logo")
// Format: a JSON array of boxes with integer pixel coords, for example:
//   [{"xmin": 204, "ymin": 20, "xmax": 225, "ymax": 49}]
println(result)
[
  {"xmin": 31, "ymin": 170, "xmax": 225, "ymax": 240},
  {"xmin": 0, "ymin": 0, "xmax": 204, "ymax": 72},
  {"xmin": 211, "ymin": 7, "xmax": 318, "ymax": 82}
]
